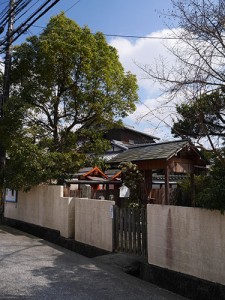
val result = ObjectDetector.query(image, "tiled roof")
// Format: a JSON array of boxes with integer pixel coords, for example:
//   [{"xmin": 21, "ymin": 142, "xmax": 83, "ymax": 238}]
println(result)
[
  {"xmin": 122, "ymin": 124, "xmax": 160, "ymax": 140},
  {"xmin": 109, "ymin": 140, "xmax": 190, "ymax": 163},
  {"xmin": 73, "ymin": 167, "xmax": 93, "ymax": 176},
  {"xmin": 103, "ymin": 153, "xmax": 120, "ymax": 161},
  {"xmin": 105, "ymin": 169, "xmax": 121, "ymax": 176},
  {"xmin": 111, "ymin": 140, "xmax": 129, "ymax": 150}
]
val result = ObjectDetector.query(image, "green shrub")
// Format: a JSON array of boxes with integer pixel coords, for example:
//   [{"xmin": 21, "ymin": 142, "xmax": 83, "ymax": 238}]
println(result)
[
  {"xmin": 177, "ymin": 157, "xmax": 225, "ymax": 213},
  {"xmin": 119, "ymin": 162, "xmax": 144, "ymax": 206},
  {"xmin": 195, "ymin": 158, "xmax": 225, "ymax": 213}
]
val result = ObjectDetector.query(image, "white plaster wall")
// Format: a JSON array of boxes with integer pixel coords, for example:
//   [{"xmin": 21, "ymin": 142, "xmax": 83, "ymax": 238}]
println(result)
[
  {"xmin": 75, "ymin": 198, "xmax": 115, "ymax": 251},
  {"xmin": 147, "ymin": 204, "xmax": 225, "ymax": 285},
  {"xmin": 4, "ymin": 185, "xmax": 75, "ymax": 238}
]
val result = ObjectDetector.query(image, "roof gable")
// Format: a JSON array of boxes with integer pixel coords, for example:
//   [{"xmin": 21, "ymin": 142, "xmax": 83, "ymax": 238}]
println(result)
[
  {"xmin": 109, "ymin": 140, "xmax": 204, "ymax": 164},
  {"xmin": 83, "ymin": 166, "xmax": 108, "ymax": 179},
  {"xmin": 105, "ymin": 125, "xmax": 159, "ymax": 145},
  {"xmin": 122, "ymin": 125, "xmax": 159, "ymax": 140}
]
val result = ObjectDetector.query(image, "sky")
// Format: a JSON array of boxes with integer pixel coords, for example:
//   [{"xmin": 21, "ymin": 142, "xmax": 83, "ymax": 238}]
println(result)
[{"xmin": 2, "ymin": 0, "xmax": 180, "ymax": 141}]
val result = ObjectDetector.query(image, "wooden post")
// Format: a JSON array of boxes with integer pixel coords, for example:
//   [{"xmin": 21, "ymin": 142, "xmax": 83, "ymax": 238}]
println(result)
[
  {"xmin": 190, "ymin": 172, "xmax": 195, "ymax": 206},
  {"xmin": 164, "ymin": 165, "xmax": 170, "ymax": 205},
  {"xmin": 105, "ymin": 183, "xmax": 110, "ymax": 200},
  {"xmin": 144, "ymin": 170, "xmax": 152, "ymax": 201}
]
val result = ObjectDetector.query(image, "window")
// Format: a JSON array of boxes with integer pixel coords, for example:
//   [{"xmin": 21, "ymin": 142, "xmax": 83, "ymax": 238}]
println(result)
[{"xmin": 5, "ymin": 189, "xmax": 17, "ymax": 202}]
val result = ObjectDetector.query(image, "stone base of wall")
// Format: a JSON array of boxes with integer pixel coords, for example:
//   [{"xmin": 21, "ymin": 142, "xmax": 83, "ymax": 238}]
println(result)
[
  {"xmin": 139, "ymin": 262, "xmax": 225, "ymax": 300},
  {"xmin": 4, "ymin": 217, "xmax": 60, "ymax": 242},
  {"xmin": 4, "ymin": 218, "xmax": 111, "ymax": 258}
]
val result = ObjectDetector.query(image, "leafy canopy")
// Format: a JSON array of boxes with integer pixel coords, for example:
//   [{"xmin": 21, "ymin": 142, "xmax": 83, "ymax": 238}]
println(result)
[
  {"xmin": 176, "ymin": 155, "xmax": 225, "ymax": 214},
  {"xmin": 172, "ymin": 91, "xmax": 225, "ymax": 140},
  {"xmin": 0, "ymin": 13, "xmax": 138, "ymax": 190},
  {"xmin": 196, "ymin": 156, "xmax": 225, "ymax": 214}
]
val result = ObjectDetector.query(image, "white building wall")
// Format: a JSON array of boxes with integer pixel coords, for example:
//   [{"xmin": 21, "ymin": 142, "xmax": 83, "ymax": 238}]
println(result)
[
  {"xmin": 75, "ymin": 198, "xmax": 115, "ymax": 252},
  {"xmin": 4, "ymin": 185, "xmax": 75, "ymax": 238},
  {"xmin": 147, "ymin": 204, "xmax": 225, "ymax": 285}
]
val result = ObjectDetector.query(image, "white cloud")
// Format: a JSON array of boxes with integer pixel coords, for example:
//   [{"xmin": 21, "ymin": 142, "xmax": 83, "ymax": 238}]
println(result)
[{"xmin": 109, "ymin": 29, "xmax": 180, "ymax": 140}]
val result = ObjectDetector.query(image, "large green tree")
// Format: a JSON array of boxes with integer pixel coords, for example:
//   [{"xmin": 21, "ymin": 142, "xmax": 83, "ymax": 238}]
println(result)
[{"xmin": 0, "ymin": 13, "xmax": 138, "ymax": 190}]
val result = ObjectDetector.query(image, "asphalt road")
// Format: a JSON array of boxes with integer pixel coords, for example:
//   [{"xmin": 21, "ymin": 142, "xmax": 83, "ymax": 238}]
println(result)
[{"xmin": 0, "ymin": 225, "xmax": 187, "ymax": 300}]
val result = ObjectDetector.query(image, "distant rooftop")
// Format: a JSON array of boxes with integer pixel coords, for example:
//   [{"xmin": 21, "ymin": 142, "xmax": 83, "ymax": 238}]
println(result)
[
  {"xmin": 122, "ymin": 124, "xmax": 160, "ymax": 140},
  {"xmin": 109, "ymin": 140, "xmax": 190, "ymax": 163}
]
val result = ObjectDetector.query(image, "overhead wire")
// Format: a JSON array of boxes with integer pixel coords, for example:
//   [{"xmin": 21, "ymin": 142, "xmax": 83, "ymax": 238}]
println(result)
[
  {"xmin": 31, "ymin": 24, "xmax": 182, "ymax": 40},
  {"xmin": 0, "ymin": 0, "xmax": 32, "ymax": 28},
  {"xmin": 0, "ymin": 0, "xmax": 61, "ymax": 54},
  {"xmin": 0, "ymin": 0, "xmax": 187, "ymax": 57},
  {"xmin": 26, "ymin": 0, "xmax": 183, "ymax": 41},
  {"xmin": 54, "ymin": 0, "xmax": 180, "ymax": 40},
  {"xmin": 95, "ymin": 33, "xmax": 180, "ymax": 40},
  {"xmin": 65, "ymin": 0, "xmax": 81, "ymax": 13},
  {"xmin": 0, "ymin": 4, "xmax": 10, "ymax": 26},
  {"xmin": 14, "ymin": 0, "xmax": 42, "ymax": 23},
  {"xmin": 11, "ymin": 0, "xmax": 61, "ymax": 41},
  {"xmin": 0, "ymin": 0, "xmax": 62, "ymax": 121}
]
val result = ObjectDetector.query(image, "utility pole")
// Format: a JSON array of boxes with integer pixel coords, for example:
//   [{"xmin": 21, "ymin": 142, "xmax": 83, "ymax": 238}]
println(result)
[
  {"xmin": 0, "ymin": 1, "xmax": 62, "ymax": 172},
  {"xmin": 0, "ymin": 0, "xmax": 14, "ymax": 172},
  {"xmin": 1, "ymin": 0, "xmax": 14, "ymax": 110},
  {"xmin": 0, "ymin": 0, "xmax": 61, "ymax": 220},
  {"xmin": 0, "ymin": 0, "xmax": 14, "ymax": 222}
]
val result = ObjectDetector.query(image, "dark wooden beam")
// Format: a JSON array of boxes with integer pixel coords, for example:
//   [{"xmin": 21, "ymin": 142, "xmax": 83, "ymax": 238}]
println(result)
[
  {"xmin": 190, "ymin": 172, "xmax": 195, "ymax": 206},
  {"xmin": 143, "ymin": 169, "xmax": 152, "ymax": 200},
  {"xmin": 164, "ymin": 165, "xmax": 170, "ymax": 205}
]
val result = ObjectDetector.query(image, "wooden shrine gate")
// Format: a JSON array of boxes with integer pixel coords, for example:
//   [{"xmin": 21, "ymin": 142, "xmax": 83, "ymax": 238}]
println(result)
[{"xmin": 113, "ymin": 206, "xmax": 147, "ymax": 258}]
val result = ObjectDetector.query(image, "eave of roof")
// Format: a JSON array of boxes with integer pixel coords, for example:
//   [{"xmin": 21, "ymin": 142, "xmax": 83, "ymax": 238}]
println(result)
[
  {"xmin": 72, "ymin": 166, "xmax": 108, "ymax": 178},
  {"xmin": 109, "ymin": 139, "xmax": 191, "ymax": 163},
  {"xmin": 83, "ymin": 166, "xmax": 108, "ymax": 179},
  {"xmin": 65, "ymin": 180, "xmax": 121, "ymax": 185},
  {"xmin": 111, "ymin": 140, "xmax": 129, "ymax": 150},
  {"xmin": 122, "ymin": 125, "xmax": 160, "ymax": 140}
]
